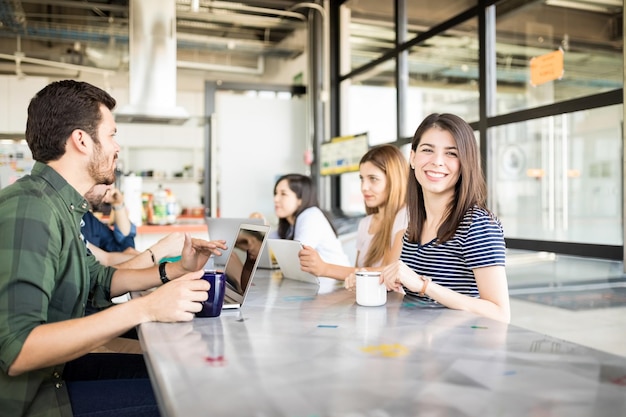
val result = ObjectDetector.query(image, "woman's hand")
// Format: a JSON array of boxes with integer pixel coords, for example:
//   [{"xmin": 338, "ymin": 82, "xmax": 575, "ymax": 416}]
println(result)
[
  {"xmin": 381, "ymin": 260, "xmax": 420, "ymax": 292},
  {"xmin": 344, "ymin": 268, "xmax": 384, "ymax": 291},
  {"xmin": 298, "ymin": 245, "xmax": 326, "ymax": 277},
  {"xmin": 344, "ymin": 272, "xmax": 356, "ymax": 291}
]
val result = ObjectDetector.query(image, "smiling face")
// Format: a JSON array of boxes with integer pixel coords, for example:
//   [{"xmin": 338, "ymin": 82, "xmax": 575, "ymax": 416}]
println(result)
[
  {"xmin": 87, "ymin": 104, "xmax": 120, "ymax": 186},
  {"xmin": 409, "ymin": 126, "xmax": 460, "ymax": 199},
  {"xmin": 273, "ymin": 179, "xmax": 302, "ymax": 224},
  {"xmin": 359, "ymin": 161, "xmax": 388, "ymax": 210}
]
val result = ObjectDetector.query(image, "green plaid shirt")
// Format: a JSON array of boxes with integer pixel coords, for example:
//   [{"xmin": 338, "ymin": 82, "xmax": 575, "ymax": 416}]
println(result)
[{"xmin": 0, "ymin": 162, "xmax": 115, "ymax": 417}]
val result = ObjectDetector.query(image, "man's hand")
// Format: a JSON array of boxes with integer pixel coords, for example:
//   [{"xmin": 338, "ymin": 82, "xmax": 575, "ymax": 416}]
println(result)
[
  {"xmin": 141, "ymin": 270, "xmax": 210, "ymax": 322},
  {"xmin": 103, "ymin": 186, "xmax": 124, "ymax": 206},
  {"xmin": 180, "ymin": 233, "xmax": 228, "ymax": 272},
  {"xmin": 151, "ymin": 232, "xmax": 185, "ymax": 260}
]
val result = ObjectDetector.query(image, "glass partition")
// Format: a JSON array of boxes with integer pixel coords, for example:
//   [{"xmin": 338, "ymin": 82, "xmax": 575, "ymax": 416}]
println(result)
[
  {"xmin": 332, "ymin": 0, "xmax": 624, "ymax": 259},
  {"xmin": 494, "ymin": 0, "xmax": 623, "ymax": 114},
  {"xmin": 343, "ymin": 0, "xmax": 396, "ymax": 74},
  {"xmin": 343, "ymin": 0, "xmax": 479, "ymax": 76},
  {"xmin": 491, "ymin": 105, "xmax": 623, "ymax": 245},
  {"xmin": 406, "ymin": 16, "xmax": 480, "ymax": 127}
]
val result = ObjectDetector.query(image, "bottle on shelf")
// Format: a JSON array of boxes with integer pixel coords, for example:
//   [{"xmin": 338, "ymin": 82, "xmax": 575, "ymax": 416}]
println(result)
[
  {"xmin": 152, "ymin": 185, "xmax": 168, "ymax": 225},
  {"xmin": 142, "ymin": 192, "xmax": 153, "ymax": 225},
  {"xmin": 165, "ymin": 188, "xmax": 179, "ymax": 224}
]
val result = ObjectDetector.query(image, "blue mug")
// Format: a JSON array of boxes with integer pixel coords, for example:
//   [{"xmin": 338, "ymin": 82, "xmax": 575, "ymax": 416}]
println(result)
[{"xmin": 196, "ymin": 271, "xmax": 226, "ymax": 318}]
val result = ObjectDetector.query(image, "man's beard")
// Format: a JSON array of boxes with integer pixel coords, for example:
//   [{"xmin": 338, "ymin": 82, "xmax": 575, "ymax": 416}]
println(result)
[{"xmin": 88, "ymin": 141, "xmax": 116, "ymax": 186}]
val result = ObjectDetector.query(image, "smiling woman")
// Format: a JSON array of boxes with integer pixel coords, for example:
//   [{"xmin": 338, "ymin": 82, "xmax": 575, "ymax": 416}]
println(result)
[{"xmin": 382, "ymin": 113, "xmax": 511, "ymax": 323}]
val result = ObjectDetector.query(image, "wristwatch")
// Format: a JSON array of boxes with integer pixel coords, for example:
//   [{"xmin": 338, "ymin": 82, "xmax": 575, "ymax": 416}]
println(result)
[
  {"xmin": 159, "ymin": 261, "xmax": 170, "ymax": 284},
  {"xmin": 418, "ymin": 275, "xmax": 432, "ymax": 297}
]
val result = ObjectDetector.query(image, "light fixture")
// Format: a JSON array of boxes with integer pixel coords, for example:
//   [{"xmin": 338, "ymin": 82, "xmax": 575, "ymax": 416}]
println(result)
[{"xmin": 545, "ymin": 0, "xmax": 619, "ymax": 13}]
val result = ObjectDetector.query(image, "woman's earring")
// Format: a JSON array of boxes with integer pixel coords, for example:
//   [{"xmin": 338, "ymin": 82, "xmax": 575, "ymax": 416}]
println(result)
[{"xmin": 410, "ymin": 165, "xmax": 415, "ymax": 170}]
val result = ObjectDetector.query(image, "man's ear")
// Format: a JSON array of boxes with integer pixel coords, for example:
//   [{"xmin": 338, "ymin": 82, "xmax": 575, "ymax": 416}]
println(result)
[{"xmin": 68, "ymin": 129, "xmax": 90, "ymax": 155}]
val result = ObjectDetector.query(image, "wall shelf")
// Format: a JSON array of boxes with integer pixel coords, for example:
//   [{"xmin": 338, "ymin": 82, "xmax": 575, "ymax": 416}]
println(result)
[{"xmin": 138, "ymin": 177, "xmax": 202, "ymax": 184}]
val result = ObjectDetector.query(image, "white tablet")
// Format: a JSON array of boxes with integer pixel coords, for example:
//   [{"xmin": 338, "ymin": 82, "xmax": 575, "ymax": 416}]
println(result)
[{"xmin": 267, "ymin": 239, "xmax": 320, "ymax": 285}]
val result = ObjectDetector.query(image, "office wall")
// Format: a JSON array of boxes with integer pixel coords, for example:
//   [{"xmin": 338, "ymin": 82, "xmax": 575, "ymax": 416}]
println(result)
[
  {"xmin": 0, "ymin": 47, "xmax": 308, "ymax": 213},
  {"xmin": 214, "ymin": 92, "xmax": 307, "ymax": 223}
]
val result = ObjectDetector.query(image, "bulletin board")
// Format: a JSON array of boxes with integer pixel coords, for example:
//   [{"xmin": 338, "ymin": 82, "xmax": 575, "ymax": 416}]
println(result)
[{"xmin": 320, "ymin": 132, "xmax": 369, "ymax": 176}]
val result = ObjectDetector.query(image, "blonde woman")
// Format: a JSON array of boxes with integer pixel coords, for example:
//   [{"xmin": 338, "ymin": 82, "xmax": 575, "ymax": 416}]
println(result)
[{"xmin": 299, "ymin": 144, "xmax": 409, "ymax": 281}]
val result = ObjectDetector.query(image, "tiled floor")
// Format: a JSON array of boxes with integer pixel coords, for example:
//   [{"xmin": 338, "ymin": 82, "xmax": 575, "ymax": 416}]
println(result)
[{"xmin": 506, "ymin": 250, "xmax": 626, "ymax": 358}]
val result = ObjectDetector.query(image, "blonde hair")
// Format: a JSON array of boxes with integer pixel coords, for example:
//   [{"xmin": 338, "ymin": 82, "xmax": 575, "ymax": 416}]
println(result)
[{"xmin": 360, "ymin": 144, "xmax": 408, "ymax": 266}]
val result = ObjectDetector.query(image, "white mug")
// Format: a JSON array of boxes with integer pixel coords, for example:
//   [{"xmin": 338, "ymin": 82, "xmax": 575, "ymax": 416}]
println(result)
[{"xmin": 355, "ymin": 271, "xmax": 387, "ymax": 306}]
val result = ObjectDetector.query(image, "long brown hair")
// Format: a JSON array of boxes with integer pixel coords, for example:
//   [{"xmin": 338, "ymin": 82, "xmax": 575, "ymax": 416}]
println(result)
[
  {"xmin": 406, "ymin": 113, "xmax": 487, "ymax": 243},
  {"xmin": 360, "ymin": 144, "xmax": 408, "ymax": 266}
]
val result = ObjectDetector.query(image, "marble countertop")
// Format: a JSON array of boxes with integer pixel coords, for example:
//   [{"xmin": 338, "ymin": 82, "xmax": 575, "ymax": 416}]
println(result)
[{"xmin": 137, "ymin": 269, "xmax": 626, "ymax": 417}]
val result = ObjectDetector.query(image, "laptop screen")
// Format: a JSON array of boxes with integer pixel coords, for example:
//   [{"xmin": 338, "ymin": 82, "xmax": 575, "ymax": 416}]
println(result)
[
  {"xmin": 205, "ymin": 217, "xmax": 265, "ymax": 267},
  {"xmin": 219, "ymin": 222, "xmax": 270, "ymax": 308}
]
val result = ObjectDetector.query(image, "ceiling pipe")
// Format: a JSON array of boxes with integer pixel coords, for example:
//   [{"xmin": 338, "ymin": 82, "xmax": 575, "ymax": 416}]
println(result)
[
  {"xmin": 288, "ymin": 2, "xmax": 326, "ymax": 19},
  {"xmin": 0, "ymin": 51, "xmax": 115, "ymax": 76},
  {"xmin": 18, "ymin": 0, "xmax": 127, "ymax": 13},
  {"xmin": 178, "ymin": 55, "xmax": 264, "ymax": 75},
  {"xmin": 190, "ymin": 1, "xmax": 307, "ymax": 21}
]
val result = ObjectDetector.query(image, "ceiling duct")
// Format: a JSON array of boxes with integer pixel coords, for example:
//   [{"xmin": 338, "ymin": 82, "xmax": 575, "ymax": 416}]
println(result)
[{"xmin": 115, "ymin": 0, "xmax": 189, "ymax": 125}]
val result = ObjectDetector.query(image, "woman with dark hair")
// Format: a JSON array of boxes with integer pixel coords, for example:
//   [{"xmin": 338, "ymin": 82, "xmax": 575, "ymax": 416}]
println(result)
[
  {"xmin": 382, "ymin": 113, "xmax": 510, "ymax": 323},
  {"xmin": 272, "ymin": 173, "xmax": 350, "ymax": 267},
  {"xmin": 299, "ymin": 144, "xmax": 408, "ymax": 281}
]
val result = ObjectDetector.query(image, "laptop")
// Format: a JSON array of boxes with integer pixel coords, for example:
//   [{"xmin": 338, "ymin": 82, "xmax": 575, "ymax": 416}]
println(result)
[
  {"xmin": 206, "ymin": 217, "xmax": 265, "ymax": 267},
  {"xmin": 218, "ymin": 222, "xmax": 271, "ymax": 310},
  {"xmin": 267, "ymin": 238, "xmax": 320, "ymax": 285}
]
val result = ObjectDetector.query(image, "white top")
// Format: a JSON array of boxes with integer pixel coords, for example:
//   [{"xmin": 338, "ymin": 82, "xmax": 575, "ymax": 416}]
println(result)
[
  {"xmin": 272, "ymin": 206, "xmax": 350, "ymax": 266},
  {"xmin": 356, "ymin": 206, "xmax": 408, "ymax": 268}
]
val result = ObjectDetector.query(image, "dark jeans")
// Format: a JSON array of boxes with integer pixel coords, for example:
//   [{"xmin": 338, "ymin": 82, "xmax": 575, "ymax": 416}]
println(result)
[{"xmin": 63, "ymin": 353, "xmax": 160, "ymax": 417}]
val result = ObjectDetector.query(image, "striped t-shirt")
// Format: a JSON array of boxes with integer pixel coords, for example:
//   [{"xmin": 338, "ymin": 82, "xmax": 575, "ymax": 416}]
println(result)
[{"xmin": 400, "ymin": 206, "xmax": 505, "ymax": 304}]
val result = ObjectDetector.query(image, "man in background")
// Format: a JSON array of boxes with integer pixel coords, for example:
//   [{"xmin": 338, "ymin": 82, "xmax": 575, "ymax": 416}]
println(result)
[{"xmin": 83, "ymin": 184, "xmax": 138, "ymax": 255}]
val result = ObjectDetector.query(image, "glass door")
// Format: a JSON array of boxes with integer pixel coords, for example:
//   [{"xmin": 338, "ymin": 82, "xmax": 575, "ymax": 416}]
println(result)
[{"xmin": 491, "ymin": 105, "xmax": 623, "ymax": 249}]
